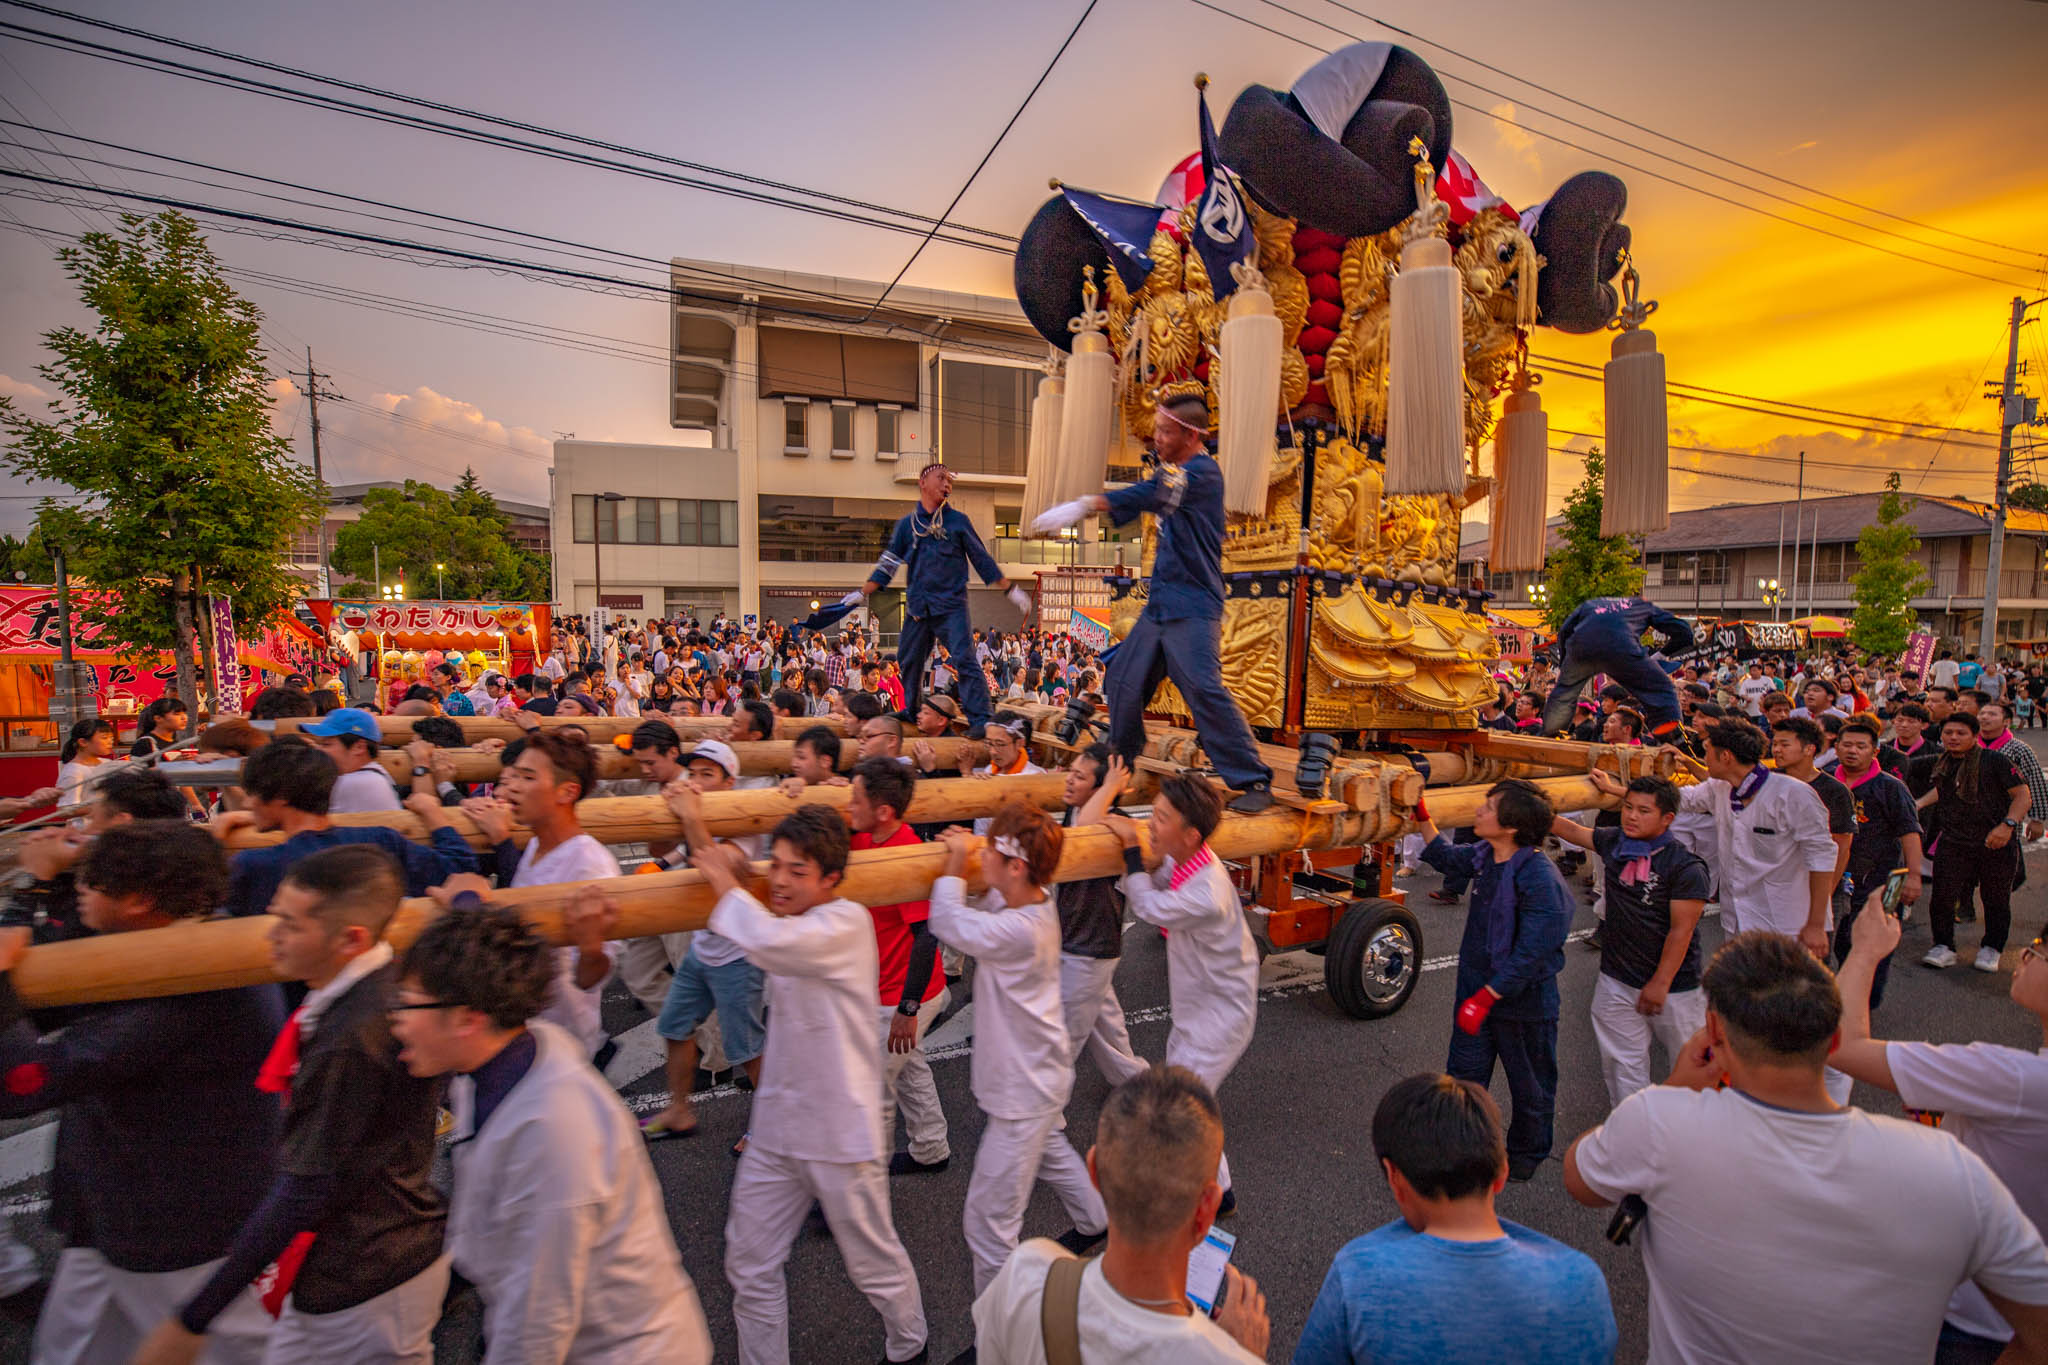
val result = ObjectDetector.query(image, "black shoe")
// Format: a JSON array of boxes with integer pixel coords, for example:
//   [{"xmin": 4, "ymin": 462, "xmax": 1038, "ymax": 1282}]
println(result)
[
  {"xmin": 1583, "ymin": 927, "xmax": 1605, "ymax": 952},
  {"xmin": 1957, "ymin": 906, "xmax": 1977, "ymax": 923},
  {"xmin": 942, "ymin": 1348, "xmax": 973, "ymax": 1365},
  {"xmin": 1215, "ymin": 1187, "xmax": 1237, "ymax": 1217},
  {"xmin": 1054, "ymin": 1226, "xmax": 1106, "ymax": 1256},
  {"xmin": 889, "ymin": 1151, "xmax": 951, "ymax": 1176},
  {"xmin": 1227, "ymin": 785, "xmax": 1274, "ymax": 814},
  {"xmin": 591, "ymin": 1037, "xmax": 619, "ymax": 1072},
  {"xmin": 889, "ymin": 1349, "xmax": 933, "ymax": 1365},
  {"xmin": 1428, "ymin": 889, "xmax": 1462, "ymax": 904},
  {"xmin": 1507, "ymin": 1157, "xmax": 1541, "ymax": 1183}
]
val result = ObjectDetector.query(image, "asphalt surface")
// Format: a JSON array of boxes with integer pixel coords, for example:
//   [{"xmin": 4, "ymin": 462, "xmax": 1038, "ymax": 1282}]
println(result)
[{"xmin": 2, "ymin": 786, "xmax": 2045, "ymax": 1362}]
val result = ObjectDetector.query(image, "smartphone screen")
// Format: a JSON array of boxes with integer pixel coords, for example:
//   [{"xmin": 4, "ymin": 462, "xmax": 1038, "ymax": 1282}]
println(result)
[
  {"xmin": 1185, "ymin": 1226, "xmax": 1236, "ymax": 1316},
  {"xmin": 1881, "ymin": 867, "xmax": 1908, "ymax": 915}
]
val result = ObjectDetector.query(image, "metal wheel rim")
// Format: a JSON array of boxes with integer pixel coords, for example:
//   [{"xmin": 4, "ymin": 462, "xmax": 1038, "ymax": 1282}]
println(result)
[{"xmin": 1359, "ymin": 923, "xmax": 1415, "ymax": 1004}]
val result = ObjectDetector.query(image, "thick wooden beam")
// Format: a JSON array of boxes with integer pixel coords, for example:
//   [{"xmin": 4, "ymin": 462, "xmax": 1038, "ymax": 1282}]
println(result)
[{"xmin": 276, "ymin": 713, "xmax": 846, "ymax": 744}]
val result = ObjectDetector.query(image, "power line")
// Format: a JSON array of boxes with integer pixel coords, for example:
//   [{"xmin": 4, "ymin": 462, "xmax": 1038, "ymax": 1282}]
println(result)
[
  {"xmin": 1305, "ymin": 0, "xmax": 2046, "ymax": 265},
  {"xmin": 865, "ymin": 0, "xmax": 1096, "ymax": 317},
  {"xmin": 1185, "ymin": 0, "xmax": 2041, "ymax": 291},
  {"xmin": 0, "ymin": 15, "xmax": 1018, "ymax": 258}
]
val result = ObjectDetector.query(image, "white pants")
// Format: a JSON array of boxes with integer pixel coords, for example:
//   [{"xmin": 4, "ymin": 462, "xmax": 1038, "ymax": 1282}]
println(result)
[
  {"xmin": 1589, "ymin": 972, "xmax": 1706, "ymax": 1106},
  {"xmin": 266, "ymin": 1255, "xmax": 450, "ymax": 1365},
  {"xmin": 1058, "ymin": 954, "xmax": 1147, "ymax": 1086},
  {"xmin": 33, "ymin": 1247, "xmax": 271, "ymax": 1365},
  {"xmin": 1167, "ymin": 1030, "xmax": 1251, "ymax": 1194},
  {"xmin": 878, "ymin": 990, "xmax": 950, "ymax": 1165},
  {"xmin": 1399, "ymin": 833, "xmax": 1424, "ymax": 867},
  {"xmin": 964, "ymin": 1111, "xmax": 1108, "ymax": 1296},
  {"xmin": 725, "ymin": 1146, "xmax": 926, "ymax": 1365}
]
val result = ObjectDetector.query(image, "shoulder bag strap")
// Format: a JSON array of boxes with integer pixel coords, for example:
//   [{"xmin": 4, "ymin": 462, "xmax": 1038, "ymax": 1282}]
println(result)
[{"xmin": 1039, "ymin": 1252, "xmax": 1092, "ymax": 1365}]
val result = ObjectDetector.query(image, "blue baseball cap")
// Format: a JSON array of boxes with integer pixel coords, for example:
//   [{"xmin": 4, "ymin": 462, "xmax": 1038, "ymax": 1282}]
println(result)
[{"xmin": 301, "ymin": 708, "xmax": 382, "ymax": 744}]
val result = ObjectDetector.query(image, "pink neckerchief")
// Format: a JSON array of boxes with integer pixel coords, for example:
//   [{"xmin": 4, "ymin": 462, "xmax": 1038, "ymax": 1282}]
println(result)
[
  {"xmin": 1983, "ymin": 730, "xmax": 2015, "ymax": 753},
  {"xmin": 1168, "ymin": 843, "xmax": 1215, "ymax": 890},
  {"xmin": 1839, "ymin": 761, "xmax": 1885, "ymax": 791},
  {"xmin": 1896, "ymin": 735, "xmax": 1926, "ymax": 757}
]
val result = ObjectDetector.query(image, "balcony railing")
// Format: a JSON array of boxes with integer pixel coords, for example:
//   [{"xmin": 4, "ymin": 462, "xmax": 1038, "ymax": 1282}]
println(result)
[{"xmin": 990, "ymin": 537, "xmax": 1130, "ymax": 568}]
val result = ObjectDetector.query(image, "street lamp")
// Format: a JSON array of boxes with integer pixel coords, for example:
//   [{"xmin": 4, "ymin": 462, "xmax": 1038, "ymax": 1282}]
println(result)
[
  {"xmin": 592, "ymin": 491, "xmax": 624, "ymax": 617},
  {"xmin": 435, "ymin": 562, "xmax": 445, "ymax": 599},
  {"xmin": 1528, "ymin": 581, "xmax": 1549, "ymax": 610},
  {"xmin": 1758, "ymin": 577, "xmax": 1782, "ymax": 619}
]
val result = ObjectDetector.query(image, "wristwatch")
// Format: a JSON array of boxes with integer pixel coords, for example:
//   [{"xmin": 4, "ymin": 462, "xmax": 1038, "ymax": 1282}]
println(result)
[
  {"xmin": 896, "ymin": 997, "xmax": 923, "ymax": 1018},
  {"xmin": 2004, "ymin": 817, "xmax": 2022, "ymax": 830},
  {"xmin": 412, "ymin": 765, "xmax": 431, "ymax": 779}
]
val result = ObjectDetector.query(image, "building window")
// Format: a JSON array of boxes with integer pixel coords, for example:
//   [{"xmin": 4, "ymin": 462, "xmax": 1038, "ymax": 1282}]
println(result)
[
  {"xmin": 830, "ymin": 401, "xmax": 855, "ymax": 457},
  {"xmin": 994, "ymin": 505, "xmax": 1021, "ymax": 538},
  {"xmin": 1809, "ymin": 543, "xmax": 1859, "ymax": 583},
  {"xmin": 1488, "ymin": 571, "xmax": 1518, "ymax": 593},
  {"xmin": 784, "ymin": 399, "xmax": 808, "ymax": 453},
  {"xmin": 876, "ymin": 404, "xmax": 900, "ymax": 456},
  {"xmin": 935, "ymin": 358, "xmax": 1032, "ymax": 476},
  {"xmin": 573, "ymin": 496, "xmax": 739, "ymax": 546}
]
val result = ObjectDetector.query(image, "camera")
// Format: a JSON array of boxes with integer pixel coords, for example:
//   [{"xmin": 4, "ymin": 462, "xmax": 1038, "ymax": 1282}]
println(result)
[{"xmin": 1605, "ymin": 1194, "xmax": 1648, "ymax": 1246}]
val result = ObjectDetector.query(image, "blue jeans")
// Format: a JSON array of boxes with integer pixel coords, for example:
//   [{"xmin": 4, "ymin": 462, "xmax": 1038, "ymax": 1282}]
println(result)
[
  {"xmin": 1104, "ymin": 609, "xmax": 1272, "ymax": 791},
  {"xmin": 1447, "ymin": 1014, "xmax": 1558, "ymax": 1164},
  {"xmin": 658, "ymin": 952, "xmax": 767, "ymax": 1064},
  {"xmin": 897, "ymin": 606, "xmax": 994, "ymax": 728}
]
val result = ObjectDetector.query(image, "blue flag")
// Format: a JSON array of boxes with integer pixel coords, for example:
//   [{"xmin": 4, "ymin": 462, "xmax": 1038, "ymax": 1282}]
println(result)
[
  {"xmin": 1192, "ymin": 87, "xmax": 1254, "ymax": 300},
  {"xmin": 1059, "ymin": 185, "xmax": 1160, "ymax": 293}
]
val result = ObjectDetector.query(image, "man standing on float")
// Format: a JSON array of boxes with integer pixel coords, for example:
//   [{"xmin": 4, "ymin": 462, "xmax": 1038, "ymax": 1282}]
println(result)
[
  {"xmin": 1034, "ymin": 388, "xmax": 1274, "ymax": 813},
  {"xmin": 859, "ymin": 461, "xmax": 1031, "ymax": 739}
]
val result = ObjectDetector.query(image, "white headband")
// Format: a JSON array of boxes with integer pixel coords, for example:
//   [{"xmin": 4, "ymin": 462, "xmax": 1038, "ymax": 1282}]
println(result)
[
  {"xmin": 1155, "ymin": 402, "xmax": 1206, "ymax": 435},
  {"xmin": 992, "ymin": 834, "xmax": 1025, "ymax": 861}
]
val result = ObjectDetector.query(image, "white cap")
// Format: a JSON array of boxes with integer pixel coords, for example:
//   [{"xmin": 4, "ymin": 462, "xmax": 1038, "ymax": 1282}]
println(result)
[{"xmin": 688, "ymin": 739, "xmax": 741, "ymax": 778}]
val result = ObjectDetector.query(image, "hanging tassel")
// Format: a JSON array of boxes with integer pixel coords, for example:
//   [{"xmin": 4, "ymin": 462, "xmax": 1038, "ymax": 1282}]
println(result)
[
  {"xmin": 1490, "ymin": 368, "xmax": 1548, "ymax": 572},
  {"xmin": 1216, "ymin": 259, "xmax": 1282, "ymax": 516},
  {"xmin": 1055, "ymin": 267, "xmax": 1116, "ymax": 508},
  {"xmin": 1600, "ymin": 258, "xmax": 1669, "ymax": 537},
  {"xmin": 1020, "ymin": 372, "xmax": 1066, "ymax": 532},
  {"xmin": 1383, "ymin": 139, "xmax": 1466, "ymax": 496}
]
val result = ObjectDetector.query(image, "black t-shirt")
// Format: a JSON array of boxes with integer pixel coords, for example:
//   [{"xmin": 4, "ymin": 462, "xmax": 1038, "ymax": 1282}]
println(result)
[
  {"xmin": 1057, "ymin": 807, "xmax": 1124, "ymax": 959},
  {"xmin": 129, "ymin": 732, "xmax": 170, "ymax": 758},
  {"xmin": 1592, "ymin": 828, "xmax": 1712, "ymax": 992},
  {"xmin": 1839, "ymin": 767, "xmax": 1922, "ymax": 902},
  {"xmin": 1933, "ymin": 746, "xmax": 2022, "ymax": 846},
  {"xmin": 1803, "ymin": 769, "xmax": 1856, "ymax": 839},
  {"xmin": 281, "ymin": 964, "xmax": 447, "ymax": 1313}
]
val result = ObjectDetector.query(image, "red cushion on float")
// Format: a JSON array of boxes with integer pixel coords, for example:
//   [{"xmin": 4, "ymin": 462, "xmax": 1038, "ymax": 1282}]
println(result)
[
  {"xmin": 1305, "ymin": 381, "xmax": 1328, "ymax": 405},
  {"xmin": 1298, "ymin": 324, "xmax": 1337, "ymax": 355},
  {"xmin": 1305, "ymin": 298, "xmax": 1343, "ymax": 329},
  {"xmin": 1292, "ymin": 227, "xmax": 1347, "ymax": 253},
  {"xmin": 1304, "ymin": 351, "xmax": 1325, "ymax": 377},
  {"xmin": 1295, "ymin": 247, "xmax": 1343, "ymax": 276},
  {"xmin": 1305, "ymin": 273, "xmax": 1342, "ymax": 304}
]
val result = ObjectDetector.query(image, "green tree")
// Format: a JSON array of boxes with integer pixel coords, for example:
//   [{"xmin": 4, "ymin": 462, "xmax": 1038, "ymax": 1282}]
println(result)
[
  {"xmin": 0, "ymin": 212, "xmax": 322, "ymax": 720},
  {"xmin": 1850, "ymin": 472, "xmax": 1929, "ymax": 656},
  {"xmin": 330, "ymin": 476, "xmax": 548, "ymax": 601},
  {"xmin": 2009, "ymin": 481, "xmax": 2048, "ymax": 513},
  {"xmin": 1543, "ymin": 446, "xmax": 1644, "ymax": 633},
  {"xmin": 0, "ymin": 526, "xmax": 57, "ymax": 584}
]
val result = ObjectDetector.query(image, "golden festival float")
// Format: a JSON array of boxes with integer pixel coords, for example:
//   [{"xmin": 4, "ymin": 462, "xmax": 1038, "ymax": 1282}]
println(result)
[{"xmin": 9, "ymin": 42, "xmax": 1674, "ymax": 1024}]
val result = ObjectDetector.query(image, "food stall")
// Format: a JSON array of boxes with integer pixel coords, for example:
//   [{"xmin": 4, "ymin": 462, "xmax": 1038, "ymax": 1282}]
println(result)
[{"xmin": 306, "ymin": 600, "xmax": 551, "ymax": 701}]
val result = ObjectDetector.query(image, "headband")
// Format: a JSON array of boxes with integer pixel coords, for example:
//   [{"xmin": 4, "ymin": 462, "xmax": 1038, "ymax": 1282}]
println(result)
[
  {"xmin": 992, "ymin": 834, "xmax": 1025, "ymax": 861},
  {"xmin": 1154, "ymin": 402, "xmax": 1206, "ymax": 436}
]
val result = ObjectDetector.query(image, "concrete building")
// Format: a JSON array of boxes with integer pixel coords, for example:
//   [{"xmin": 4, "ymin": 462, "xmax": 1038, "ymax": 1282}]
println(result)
[
  {"xmin": 287, "ymin": 481, "xmax": 551, "ymax": 594},
  {"xmin": 1460, "ymin": 492, "xmax": 2048, "ymax": 644},
  {"xmin": 549, "ymin": 256, "xmax": 1132, "ymax": 627}
]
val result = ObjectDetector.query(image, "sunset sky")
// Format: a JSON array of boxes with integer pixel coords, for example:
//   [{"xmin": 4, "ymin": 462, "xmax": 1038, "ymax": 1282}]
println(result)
[{"xmin": 0, "ymin": 0, "xmax": 2042, "ymax": 534}]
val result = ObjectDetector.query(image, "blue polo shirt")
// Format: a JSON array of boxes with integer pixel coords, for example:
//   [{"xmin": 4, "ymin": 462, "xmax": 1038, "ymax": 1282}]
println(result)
[
  {"xmin": 868, "ymin": 504, "xmax": 1003, "ymax": 618},
  {"xmin": 1105, "ymin": 453, "xmax": 1226, "ymax": 621}
]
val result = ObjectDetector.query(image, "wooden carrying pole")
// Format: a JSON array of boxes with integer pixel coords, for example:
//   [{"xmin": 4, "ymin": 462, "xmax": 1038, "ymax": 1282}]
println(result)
[
  {"xmin": 221, "ymin": 773, "xmax": 1074, "ymax": 852},
  {"xmin": 362, "ymin": 737, "xmax": 984, "ymax": 785},
  {"xmin": 11, "ymin": 775, "xmax": 1616, "ymax": 1008},
  {"xmin": 276, "ymin": 714, "xmax": 847, "ymax": 744}
]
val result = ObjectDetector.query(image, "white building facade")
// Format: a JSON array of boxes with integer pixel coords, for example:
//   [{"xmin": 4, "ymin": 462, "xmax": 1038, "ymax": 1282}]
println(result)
[{"xmin": 550, "ymin": 257, "xmax": 1131, "ymax": 629}]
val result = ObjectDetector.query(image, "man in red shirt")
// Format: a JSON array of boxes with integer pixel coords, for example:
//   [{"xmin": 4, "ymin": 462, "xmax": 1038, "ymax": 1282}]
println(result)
[{"xmin": 847, "ymin": 757, "xmax": 951, "ymax": 1175}]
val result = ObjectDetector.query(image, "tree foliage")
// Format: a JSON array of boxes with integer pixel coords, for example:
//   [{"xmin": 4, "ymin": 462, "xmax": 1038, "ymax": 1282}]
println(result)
[
  {"xmin": 1851, "ymin": 472, "xmax": 1929, "ymax": 656},
  {"xmin": 1542, "ymin": 446, "xmax": 1644, "ymax": 633},
  {"xmin": 0, "ymin": 528, "xmax": 57, "ymax": 585},
  {"xmin": 2009, "ymin": 481, "xmax": 2048, "ymax": 513},
  {"xmin": 330, "ymin": 471, "xmax": 549, "ymax": 601},
  {"xmin": 0, "ymin": 211, "xmax": 322, "ymax": 714}
]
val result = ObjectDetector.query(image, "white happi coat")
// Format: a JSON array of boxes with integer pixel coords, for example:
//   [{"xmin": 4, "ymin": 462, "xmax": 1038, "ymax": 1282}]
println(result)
[
  {"xmin": 926, "ymin": 876, "xmax": 1072, "ymax": 1119},
  {"xmin": 1121, "ymin": 849, "xmax": 1258, "ymax": 1081}
]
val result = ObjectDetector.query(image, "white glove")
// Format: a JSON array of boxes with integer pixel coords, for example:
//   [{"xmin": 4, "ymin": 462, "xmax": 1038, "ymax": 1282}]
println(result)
[
  {"xmin": 1007, "ymin": 585, "xmax": 1032, "ymax": 616},
  {"xmin": 837, "ymin": 590, "xmax": 863, "ymax": 608},
  {"xmin": 1030, "ymin": 499, "xmax": 1089, "ymax": 536}
]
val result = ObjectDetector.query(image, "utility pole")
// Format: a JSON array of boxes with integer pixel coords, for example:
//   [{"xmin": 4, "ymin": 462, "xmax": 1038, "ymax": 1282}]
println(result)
[
  {"xmin": 1791, "ymin": 450, "xmax": 1805, "ymax": 624},
  {"xmin": 304, "ymin": 349, "xmax": 344, "ymax": 598},
  {"xmin": 1979, "ymin": 295, "xmax": 2036, "ymax": 662}
]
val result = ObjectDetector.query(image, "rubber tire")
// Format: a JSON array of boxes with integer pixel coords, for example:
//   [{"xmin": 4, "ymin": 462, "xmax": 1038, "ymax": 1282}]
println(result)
[{"xmin": 1324, "ymin": 898, "xmax": 1423, "ymax": 1020}]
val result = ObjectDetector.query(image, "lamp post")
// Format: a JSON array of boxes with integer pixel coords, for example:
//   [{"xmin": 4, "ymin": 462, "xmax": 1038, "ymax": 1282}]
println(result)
[
  {"xmin": 1758, "ymin": 577, "xmax": 1781, "ymax": 619},
  {"xmin": 435, "ymin": 562, "xmax": 445, "ymax": 600},
  {"xmin": 592, "ymin": 491, "xmax": 624, "ymax": 617}
]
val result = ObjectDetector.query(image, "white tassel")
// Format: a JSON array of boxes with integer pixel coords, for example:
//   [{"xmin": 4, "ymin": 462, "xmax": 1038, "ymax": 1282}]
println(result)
[
  {"xmin": 1020, "ymin": 374, "xmax": 1066, "ymax": 532},
  {"xmin": 1601, "ymin": 326, "xmax": 1669, "ymax": 537},
  {"xmin": 1216, "ymin": 262, "xmax": 1281, "ymax": 517},
  {"xmin": 1054, "ymin": 330, "xmax": 1115, "ymax": 508},
  {"xmin": 1383, "ymin": 234, "xmax": 1466, "ymax": 495},
  {"xmin": 1489, "ymin": 382, "xmax": 1548, "ymax": 572}
]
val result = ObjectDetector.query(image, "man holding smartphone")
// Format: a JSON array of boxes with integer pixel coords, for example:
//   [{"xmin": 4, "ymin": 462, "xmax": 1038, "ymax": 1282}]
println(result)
[{"xmin": 1832, "ymin": 715, "xmax": 1922, "ymax": 1007}]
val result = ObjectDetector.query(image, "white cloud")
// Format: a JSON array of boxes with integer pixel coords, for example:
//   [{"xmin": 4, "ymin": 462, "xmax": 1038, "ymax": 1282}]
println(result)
[
  {"xmin": 303, "ymin": 384, "xmax": 554, "ymax": 506},
  {"xmin": 1487, "ymin": 102, "xmax": 1542, "ymax": 176},
  {"xmin": 0, "ymin": 373, "xmax": 49, "ymax": 407}
]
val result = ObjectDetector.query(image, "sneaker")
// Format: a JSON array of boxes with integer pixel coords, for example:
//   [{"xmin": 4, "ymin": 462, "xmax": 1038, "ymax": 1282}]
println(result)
[
  {"xmin": 1922, "ymin": 945, "xmax": 1958, "ymax": 969},
  {"xmin": 1053, "ymin": 1226, "xmax": 1106, "ymax": 1256},
  {"xmin": 1506, "ymin": 1156, "xmax": 1541, "ymax": 1183},
  {"xmin": 1428, "ymin": 889, "xmax": 1462, "ymax": 904},
  {"xmin": 888, "ymin": 1151, "xmax": 950, "ymax": 1176},
  {"xmin": 1227, "ymin": 784, "xmax": 1274, "ymax": 814},
  {"xmin": 1974, "ymin": 946, "xmax": 2003, "ymax": 973},
  {"xmin": 1957, "ymin": 905, "xmax": 1976, "ymax": 923}
]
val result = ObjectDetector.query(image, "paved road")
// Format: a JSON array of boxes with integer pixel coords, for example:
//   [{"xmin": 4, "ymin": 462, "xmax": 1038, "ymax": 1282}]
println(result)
[{"xmin": 3, "ymin": 806, "xmax": 2044, "ymax": 1361}]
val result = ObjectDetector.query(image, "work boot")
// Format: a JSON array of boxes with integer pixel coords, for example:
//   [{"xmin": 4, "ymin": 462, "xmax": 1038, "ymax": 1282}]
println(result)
[{"xmin": 1228, "ymin": 784, "xmax": 1273, "ymax": 814}]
